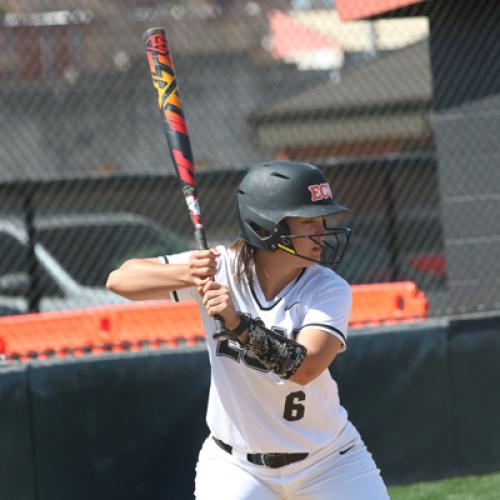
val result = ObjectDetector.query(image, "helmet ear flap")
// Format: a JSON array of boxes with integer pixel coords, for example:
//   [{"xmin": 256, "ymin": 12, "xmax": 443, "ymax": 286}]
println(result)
[
  {"xmin": 275, "ymin": 220, "xmax": 296, "ymax": 254},
  {"xmin": 247, "ymin": 221, "xmax": 275, "ymax": 248},
  {"xmin": 239, "ymin": 206, "xmax": 283, "ymax": 250},
  {"xmin": 277, "ymin": 220, "xmax": 292, "ymax": 247}
]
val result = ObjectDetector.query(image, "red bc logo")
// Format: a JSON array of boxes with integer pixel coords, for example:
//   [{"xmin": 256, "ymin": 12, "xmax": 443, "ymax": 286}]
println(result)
[{"xmin": 308, "ymin": 183, "xmax": 333, "ymax": 201}]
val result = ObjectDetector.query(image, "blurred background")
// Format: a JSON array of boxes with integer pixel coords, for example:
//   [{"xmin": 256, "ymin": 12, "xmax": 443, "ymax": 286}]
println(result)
[{"xmin": 0, "ymin": 0, "xmax": 499, "ymax": 322}]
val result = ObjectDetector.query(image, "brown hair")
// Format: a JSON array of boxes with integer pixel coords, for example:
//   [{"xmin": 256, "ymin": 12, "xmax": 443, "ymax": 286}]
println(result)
[{"xmin": 230, "ymin": 239, "xmax": 256, "ymax": 288}]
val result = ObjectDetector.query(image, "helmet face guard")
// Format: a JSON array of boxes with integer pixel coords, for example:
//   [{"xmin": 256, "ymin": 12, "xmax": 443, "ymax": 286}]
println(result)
[
  {"xmin": 277, "ymin": 225, "xmax": 352, "ymax": 269},
  {"xmin": 236, "ymin": 160, "xmax": 352, "ymax": 269}
]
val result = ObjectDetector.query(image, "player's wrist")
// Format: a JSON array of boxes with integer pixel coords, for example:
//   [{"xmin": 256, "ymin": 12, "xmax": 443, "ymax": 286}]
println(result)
[
  {"xmin": 180, "ymin": 264, "xmax": 197, "ymax": 287},
  {"xmin": 225, "ymin": 313, "xmax": 241, "ymax": 331},
  {"xmin": 228, "ymin": 312, "xmax": 251, "ymax": 337},
  {"xmin": 212, "ymin": 312, "xmax": 251, "ymax": 342}
]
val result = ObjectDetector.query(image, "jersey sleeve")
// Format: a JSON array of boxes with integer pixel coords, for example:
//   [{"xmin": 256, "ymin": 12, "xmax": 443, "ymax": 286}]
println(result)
[
  {"xmin": 301, "ymin": 276, "xmax": 352, "ymax": 352},
  {"xmin": 158, "ymin": 251, "xmax": 198, "ymax": 302}
]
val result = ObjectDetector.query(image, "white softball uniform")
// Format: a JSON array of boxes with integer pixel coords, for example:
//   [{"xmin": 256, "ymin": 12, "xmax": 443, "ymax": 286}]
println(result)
[{"xmin": 162, "ymin": 246, "xmax": 388, "ymax": 500}]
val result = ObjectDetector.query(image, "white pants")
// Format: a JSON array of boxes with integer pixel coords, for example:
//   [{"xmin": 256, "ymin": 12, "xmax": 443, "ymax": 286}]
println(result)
[{"xmin": 194, "ymin": 423, "xmax": 389, "ymax": 500}]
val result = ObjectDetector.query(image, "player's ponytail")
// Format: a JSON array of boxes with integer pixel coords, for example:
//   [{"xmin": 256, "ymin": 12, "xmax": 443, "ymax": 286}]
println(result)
[{"xmin": 230, "ymin": 239, "xmax": 255, "ymax": 289}]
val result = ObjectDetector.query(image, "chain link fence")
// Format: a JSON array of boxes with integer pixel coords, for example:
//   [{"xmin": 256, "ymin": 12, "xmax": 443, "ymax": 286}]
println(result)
[{"xmin": 0, "ymin": 0, "xmax": 498, "ymax": 321}]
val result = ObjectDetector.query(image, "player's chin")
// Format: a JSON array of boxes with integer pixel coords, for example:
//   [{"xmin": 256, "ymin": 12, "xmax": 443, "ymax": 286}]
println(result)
[{"xmin": 298, "ymin": 252, "xmax": 320, "ymax": 267}]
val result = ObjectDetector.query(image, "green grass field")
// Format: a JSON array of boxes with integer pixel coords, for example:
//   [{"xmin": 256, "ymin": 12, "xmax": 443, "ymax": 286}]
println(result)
[{"xmin": 388, "ymin": 471, "xmax": 500, "ymax": 499}]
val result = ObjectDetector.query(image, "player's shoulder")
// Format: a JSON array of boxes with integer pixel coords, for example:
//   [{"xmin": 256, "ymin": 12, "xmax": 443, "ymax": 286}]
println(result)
[
  {"xmin": 216, "ymin": 244, "xmax": 234, "ymax": 265},
  {"xmin": 301, "ymin": 265, "xmax": 351, "ymax": 297},
  {"xmin": 217, "ymin": 244, "xmax": 231, "ymax": 257},
  {"xmin": 214, "ymin": 244, "xmax": 237, "ymax": 277}
]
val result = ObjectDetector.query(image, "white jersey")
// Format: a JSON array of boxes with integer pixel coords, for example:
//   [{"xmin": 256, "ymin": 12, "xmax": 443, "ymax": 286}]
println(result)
[{"xmin": 162, "ymin": 245, "xmax": 352, "ymax": 454}]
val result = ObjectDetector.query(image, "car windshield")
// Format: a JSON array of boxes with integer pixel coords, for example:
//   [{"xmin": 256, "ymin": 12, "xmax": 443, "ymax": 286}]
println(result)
[{"xmin": 37, "ymin": 222, "xmax": 189, "ymax": 287}]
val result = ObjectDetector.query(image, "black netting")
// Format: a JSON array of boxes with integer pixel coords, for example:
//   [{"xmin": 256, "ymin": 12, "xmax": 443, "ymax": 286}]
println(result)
[{"xmin": 1, "ymin": 1, "xmax": 498, "ymax": 321}]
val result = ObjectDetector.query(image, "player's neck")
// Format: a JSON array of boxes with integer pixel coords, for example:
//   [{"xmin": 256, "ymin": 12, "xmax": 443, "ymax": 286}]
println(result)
[{"xmin": 254, "ymin": 250, "xmax": 303, "ymax": 301}]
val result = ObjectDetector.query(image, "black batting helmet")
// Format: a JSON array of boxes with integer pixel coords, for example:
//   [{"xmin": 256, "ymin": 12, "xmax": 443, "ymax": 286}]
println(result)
[{"xmin": 236, "ymin": 160, "xmax": 351, "ymax": 268}]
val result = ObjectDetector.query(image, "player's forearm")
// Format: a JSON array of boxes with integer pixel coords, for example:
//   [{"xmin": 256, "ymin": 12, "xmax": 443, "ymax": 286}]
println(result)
[
  {"xmin": 287, "ymin": 352, "xmax": 334, "ymax": 385},
  {"xmin": 230, "ymin": 317, "xmax": 342, "ymax": 385},
  {"xmin": 288, "ymin": 330, "xmax": 343, "ymax": 385},
  {"xmin": 228, "ymin": 316, "xmax": 306, "ymax": 381},
  {"xmin": 106, "ymin": 259, "xmax": 192, "ymax": 300}
]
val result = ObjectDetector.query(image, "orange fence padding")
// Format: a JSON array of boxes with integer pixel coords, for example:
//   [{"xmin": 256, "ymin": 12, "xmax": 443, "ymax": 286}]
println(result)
[
  {"xmin": 0, "ymin": 281, "xmax": 428, "ymax": 360},
  {"xmin": 349, "ymin": 281, "xmax": 429, "ymax": 328}
]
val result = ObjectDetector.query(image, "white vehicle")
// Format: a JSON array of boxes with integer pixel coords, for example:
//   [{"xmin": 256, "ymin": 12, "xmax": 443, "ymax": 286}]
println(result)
[{"xmin": 0, "ymin": 213, "xmax": 189, "ymax": 316}]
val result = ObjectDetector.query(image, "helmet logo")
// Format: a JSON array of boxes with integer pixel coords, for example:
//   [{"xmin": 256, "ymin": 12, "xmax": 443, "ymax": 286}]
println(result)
[{"xmin": 308, "ymin": 183, "xmax": 332, "ymax": 201}]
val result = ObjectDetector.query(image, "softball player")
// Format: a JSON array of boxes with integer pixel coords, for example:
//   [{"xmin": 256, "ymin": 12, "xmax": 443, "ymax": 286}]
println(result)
[{"xmin": 107, "ymin": 161, "xmax": 389, "ymax": 499}]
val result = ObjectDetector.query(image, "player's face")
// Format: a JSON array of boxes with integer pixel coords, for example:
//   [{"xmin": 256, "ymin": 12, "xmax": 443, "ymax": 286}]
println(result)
[{"xmin": 285, "ymin": 216, "xmax": 326, "ymax": 264}]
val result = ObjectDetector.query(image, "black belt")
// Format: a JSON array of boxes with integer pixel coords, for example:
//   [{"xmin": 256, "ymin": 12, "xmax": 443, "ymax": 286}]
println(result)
[{"xmin": 213, "ymin": 437, "xmax": 308, "ymax": 469}]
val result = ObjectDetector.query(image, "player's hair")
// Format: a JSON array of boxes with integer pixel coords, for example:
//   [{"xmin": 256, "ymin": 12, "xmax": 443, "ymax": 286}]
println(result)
[{"xmin": 231, "ymin": 238, "xmax": 255, "ymax": 289}]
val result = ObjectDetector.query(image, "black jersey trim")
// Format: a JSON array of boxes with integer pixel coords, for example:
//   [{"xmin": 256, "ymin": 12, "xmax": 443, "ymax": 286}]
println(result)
[
  {"xmin": 250, "ymin": 286, "xmax": 281, "ymax": 310},
  {"xmin": 300, "ymin": 323, "xmax": 346, "ymax": 343},
  {"xmin": 251, "ymin": 268, "xmax": 306, "ymax": 311},
  {"xmin": 162, "ymin": 255, "xmax": 180, "ymax": 302}
]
